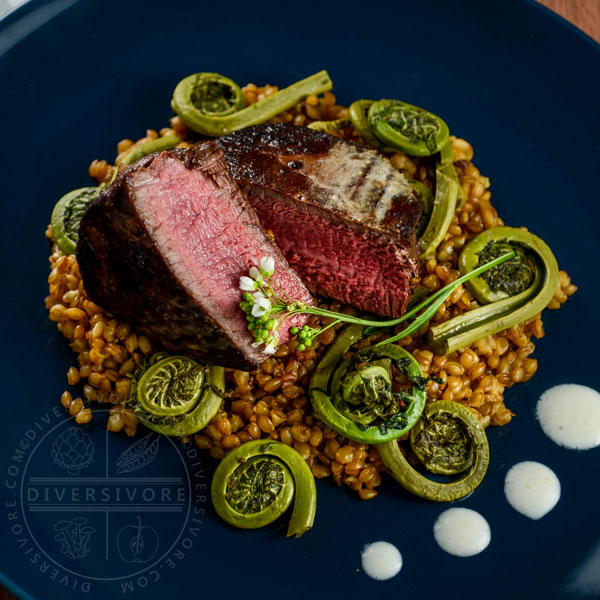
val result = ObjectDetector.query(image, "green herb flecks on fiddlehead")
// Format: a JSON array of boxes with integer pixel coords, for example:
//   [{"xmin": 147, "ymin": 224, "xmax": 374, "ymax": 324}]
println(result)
[
  {"xmin": 188, "ymin": 73, "xmax": 246, "ymax": 117},
  {"xmin": 172, "ymin": 70, "xmax": 332, "ymax": 137},
  {"xmin": 211, "ymin": 440, "xmax": 316, "ymax": 538},
  {"xmin": 368, "ymin": 99, "xmax": 450, "ymax": 156},
  {"xmin": 428, "ymin": 227, "xmax": 559, "ymax": 355},
  {"xmin": 379, "ymin": 400, "xmax": 489, "ymax": 502},
  {"xmin": 334, "ymin": 364, "xmax": 398, "ymax": 427},
  {"xmin": 309, "ymin": 324, "xmax": 427, "ymax": 443},
  {"xmin": 225, "ymin": 457, "xmax": 288, "ymax": 514},
  {"xmin": 476, "ymin": 242, "xmax": 535, "ymax": 298},
  {"xmin": 50, "ymin": 187, "xmax": 100, "ymax": 255},
  {"xmin": 127, "ymin": 353, "xmax": 224, "ymax": 437},
  {"xmin": 410, "ymin": 409, "xmax": 474, "ymax": 475}
]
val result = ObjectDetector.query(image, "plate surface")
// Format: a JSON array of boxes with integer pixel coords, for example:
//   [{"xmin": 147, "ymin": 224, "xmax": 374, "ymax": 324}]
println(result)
[{"xmin": 1, "ymin": 0, "xmax": 599, "ymax": 598}]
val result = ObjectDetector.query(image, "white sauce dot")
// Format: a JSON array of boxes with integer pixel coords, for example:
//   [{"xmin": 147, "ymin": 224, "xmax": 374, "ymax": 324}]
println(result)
[
  {"xmin": 537, "ymin": 384, "xmax": 600, "ymax": 449},
  {"xmin": 433, "ymin": 508, "xmax": 491, "ymax": 557},
  {"xmin": 361, "ymin": 541, "xmax": 403, "ymax": 580},
  {"xmin": 504, "ymin": 461, "xmax": 560, "ymax": 519}
]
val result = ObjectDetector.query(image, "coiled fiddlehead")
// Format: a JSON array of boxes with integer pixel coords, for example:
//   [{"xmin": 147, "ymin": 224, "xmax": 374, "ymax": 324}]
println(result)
[
  {"xmin": 172, "ymin": 70, "xmax": 332, "ymax": 137},
  {"xmin": 309, "ymin": 324, "xmax": 427, "ymax": 444},
  {"xmin": 428, "ymin": 226, "xmax": 559, "ymax": 355},
  {"xmin": 378, "ymin": 400, "xmax": 489, "ymax": 501},
  {"xmin": 187, "ymin": 72, "xmax": 247, "ymax": 117},
  {"xmin": 51, "ymin": 187, "xmax": 101, "ymax": 255},
  {"xmin": 211, "ymin": 440, "xmax": 316, "ymax": 538},
  {"xmin": 127, "ymin": 353, "xmax": 224, "ymax": 437},
  {"xmin": 368, "ymin": 99, "xmax": 450, "ymax": 156}
]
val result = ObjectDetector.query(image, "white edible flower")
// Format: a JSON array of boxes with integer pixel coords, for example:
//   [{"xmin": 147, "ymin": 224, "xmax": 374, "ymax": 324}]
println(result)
[
  {"xmin": 259, "ymin": 256, "xmax": 275, "ymax": 277},
  {"xmin": 263, "ymin": 331, "xmax": 279, "ymax": 355},
  {"xmin": 239, "ymin": 276, "xmax": 256, "ymax": 291},
  {"xmin": 251, "ymin": 293, "xmax": 271, "ymax": 317},
  {"xmin": 249, "ymin": 266, "xmax": 262, "ymax": 282}
]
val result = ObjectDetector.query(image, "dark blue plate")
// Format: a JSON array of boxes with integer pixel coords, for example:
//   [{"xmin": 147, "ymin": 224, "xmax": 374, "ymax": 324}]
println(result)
[{"xmin": 1, "ymin": 0, "xmax": 599, "ymax": 598}]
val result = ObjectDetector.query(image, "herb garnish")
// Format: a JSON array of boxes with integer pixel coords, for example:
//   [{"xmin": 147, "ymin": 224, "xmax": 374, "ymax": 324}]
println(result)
[{"xmin": 239, "ymin": 251, "xmax": 515, "ymax": 355}]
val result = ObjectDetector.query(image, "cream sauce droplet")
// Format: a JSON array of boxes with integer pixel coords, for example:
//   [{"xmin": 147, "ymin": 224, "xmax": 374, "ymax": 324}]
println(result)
[
  {"xmin": 504, "ymin": 461, "xmax": 560, "ymax": 519},
  {"xmin": 537, "ymin": 384, "xmax": 600, "ymax": 449},
  {"xmin": 433, "ymin": 508, "xmax": 491, "ymax": 557},
  {"xmin": 361, "ymin": 541, "xmax": 403, "ymax": 580}
]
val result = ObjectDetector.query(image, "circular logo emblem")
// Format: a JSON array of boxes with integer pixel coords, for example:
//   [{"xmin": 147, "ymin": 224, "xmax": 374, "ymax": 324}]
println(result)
[{"xmin": 6, "ymin": 408, "xmax": 207, "ymax": 593}]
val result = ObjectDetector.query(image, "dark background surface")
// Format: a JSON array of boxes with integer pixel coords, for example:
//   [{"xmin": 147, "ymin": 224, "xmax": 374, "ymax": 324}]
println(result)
[{"xmin": 0, "ymin": 0, "xmax": 599, "ymax": 598}]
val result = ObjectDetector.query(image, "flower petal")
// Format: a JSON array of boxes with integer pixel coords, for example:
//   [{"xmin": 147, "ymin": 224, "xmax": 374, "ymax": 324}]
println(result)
[
  {"xmin": 260, "ymin": 256, "xmax": 275, "ymax": 277},
  {"xmin": 254, "ymin": 295, "xmax": 271, "ymax": 316},
  {"xmin": 239, "ymin": 276, "xmax": 256, "ymax": 291},
  {"xmin": 251, "ymin": 296, "xmax": 270, "ymax": 317},
  {"xmin": 251, "ymin": 305, "xmax": 264, "ymax": 317},
  {"xmin": 249, "ymin": 266, "xmax": 261, "ymax": 281},
  {"xmin": 263, "ymin": 342, "xmax": 276, "ymax": 355}
]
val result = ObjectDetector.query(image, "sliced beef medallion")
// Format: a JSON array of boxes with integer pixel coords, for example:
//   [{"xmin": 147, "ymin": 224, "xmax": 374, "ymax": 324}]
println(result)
[
  {"xmin": 218, "ymin": 123, "xmax": 422, "ymax": 318},
  {"xmin": 77, "ymin": 142, "xmax": 312, "ymax": 370}
]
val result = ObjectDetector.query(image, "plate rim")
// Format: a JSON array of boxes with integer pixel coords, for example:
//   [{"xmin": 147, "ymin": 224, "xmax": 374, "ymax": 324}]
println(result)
[{"xmin": 0, "ymin": 0, "xmax": 599, "ymax": 598}]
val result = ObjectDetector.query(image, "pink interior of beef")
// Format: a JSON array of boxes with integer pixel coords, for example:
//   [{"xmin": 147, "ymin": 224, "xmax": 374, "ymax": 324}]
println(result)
[
  {"xmin": 248, "ymin": 187, "xmax": 413, "ymax": 317},
  {"xmin": 131, "ymin": 153, "xmax": 310, "ymax": 356}
]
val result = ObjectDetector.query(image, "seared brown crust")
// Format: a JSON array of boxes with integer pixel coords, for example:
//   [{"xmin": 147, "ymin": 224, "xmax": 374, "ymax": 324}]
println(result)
[
  {"xmin": 78, "ymin": 143, "xmax": 265, "ymax": 370},
  {"xmin": 218, "ymin": 123, "xmax": 422, "ymax": 249},
  {"xmin": 218, "ymin": 123, "xmax": 422, "ymax": 316}
]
